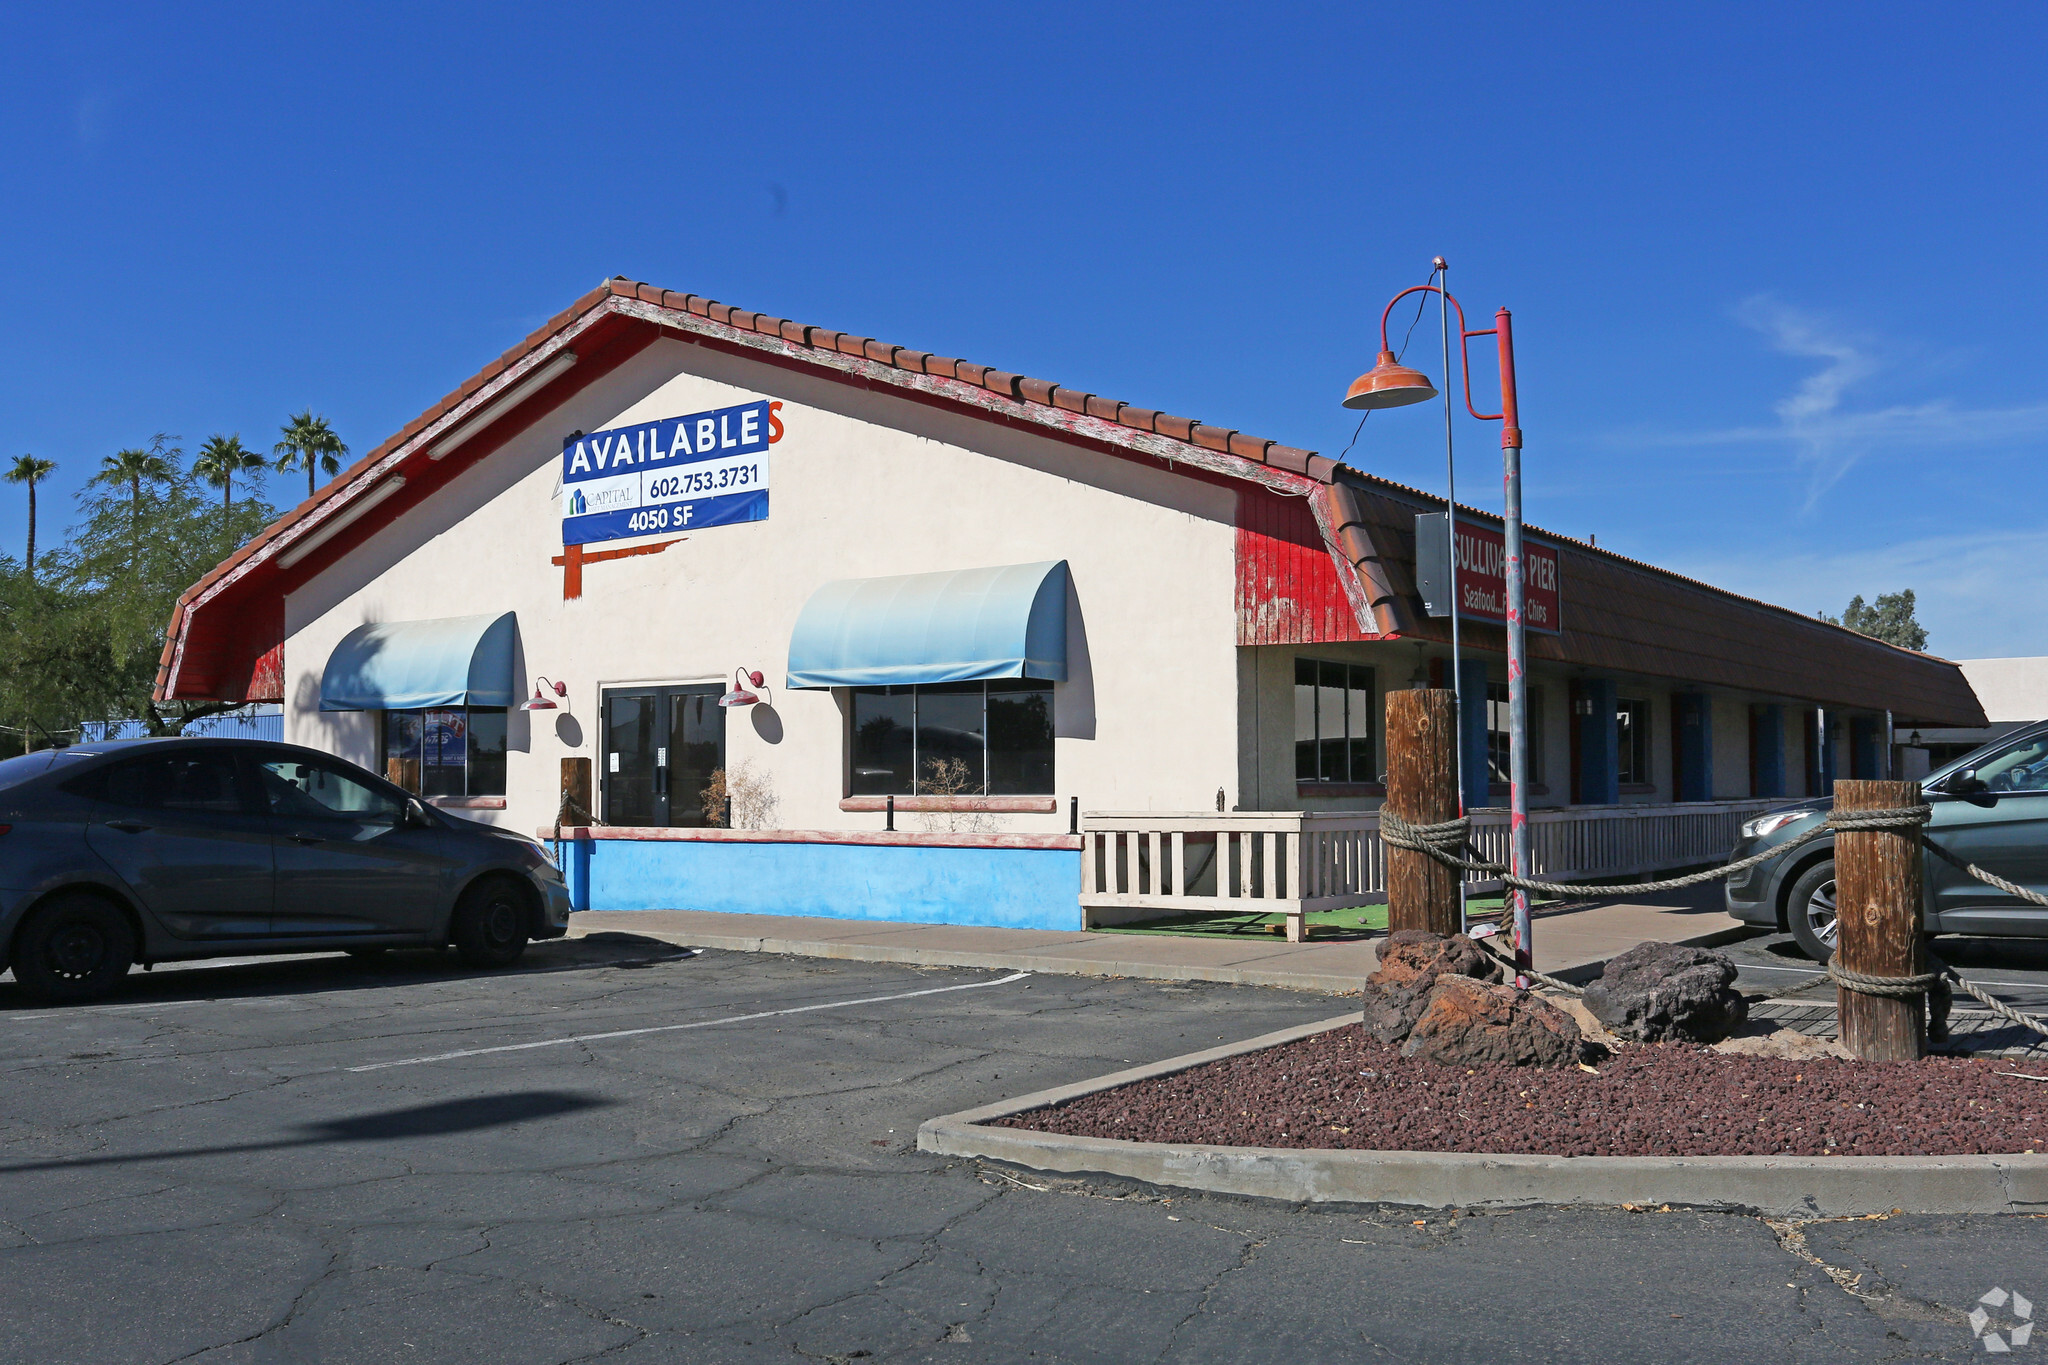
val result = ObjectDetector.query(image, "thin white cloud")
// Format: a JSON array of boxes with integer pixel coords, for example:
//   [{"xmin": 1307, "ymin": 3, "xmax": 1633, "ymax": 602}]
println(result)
[
  {"xmin": 1670, "ymin": 524, "xmax": 2048, "ymax": 660},
  {"xmin": 1630, "ymin": 298, "xmax": 2048, "ymax": 508}
]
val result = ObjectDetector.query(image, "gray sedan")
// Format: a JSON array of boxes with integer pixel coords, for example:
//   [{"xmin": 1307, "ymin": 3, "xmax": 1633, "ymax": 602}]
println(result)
[
  {"xmin": 0, "ymin": 737, "xmax": 571, "ymax": 1002},
  {"xmin": 1726, "ymin": 721, "xmax": 2048, "ymax": 961}
]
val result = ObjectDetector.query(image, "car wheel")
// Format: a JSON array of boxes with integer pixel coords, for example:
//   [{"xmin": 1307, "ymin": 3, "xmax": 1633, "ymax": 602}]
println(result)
[
  {"xmin": 1787, "ymin": 860, "xmax": 1839, "ymax": 964},
  {"xmin": 450, "ymin": 878, "xmax": 529, "ymax": 969},
  {"xmin": 12, "ymin": 892, "xmax": 137, "ymax": 1004}
]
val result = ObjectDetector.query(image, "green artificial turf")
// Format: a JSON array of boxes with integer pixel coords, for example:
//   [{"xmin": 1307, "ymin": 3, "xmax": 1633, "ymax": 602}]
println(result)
[{"xmin": 1093, "ymin": 893, "xmax": 1562, "ymax": 939}]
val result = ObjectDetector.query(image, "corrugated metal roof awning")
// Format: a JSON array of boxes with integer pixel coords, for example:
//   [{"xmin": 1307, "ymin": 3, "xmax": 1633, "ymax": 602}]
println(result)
[
  {"xmin": 786, "ymin": 561, "xmax": 1069, "ymax": 689},
  {"xmin": 319, "ymin": 612, "xmax": 518, "ymax": 712}
]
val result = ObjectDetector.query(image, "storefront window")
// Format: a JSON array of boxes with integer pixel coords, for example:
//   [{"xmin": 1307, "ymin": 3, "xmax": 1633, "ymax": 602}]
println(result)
[
  {"xmin": 1295, "ymin": 659, "xmax": 1374, "ymax": 783},
  {"xmin": 849, "ymin": 681, "xmax": 1052, "ymax": 796},
  {"xmin": 1486, "ymin": 683, "xmax": 1545, "ymax": 784},
  {"xmin": 1616, "ymin": 698, "xmax": 1650, "ymax": 785},
  {"xmin": 381, "ymin": 707, "xmax": 508, "ymax": 797}
]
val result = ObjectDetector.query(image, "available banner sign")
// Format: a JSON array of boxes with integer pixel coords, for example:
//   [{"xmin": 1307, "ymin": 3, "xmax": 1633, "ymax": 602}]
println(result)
[
  {"xmin": 560, "ymin": 398, "xmax": 777, "ymax": 545},
  {"xmin": 1412, "ymin": 512, "xmax": 1562, "ymax": 634}
]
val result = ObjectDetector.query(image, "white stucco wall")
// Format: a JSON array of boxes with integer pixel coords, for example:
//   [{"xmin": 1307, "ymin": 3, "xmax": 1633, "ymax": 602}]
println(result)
[
  {"xmin": 1957, "ymin": 658, "xmax": 2048, "ymax": 725},
  {"xmin": 282, "ymin": 339, "xmax": 1241, "ymax": 837}
]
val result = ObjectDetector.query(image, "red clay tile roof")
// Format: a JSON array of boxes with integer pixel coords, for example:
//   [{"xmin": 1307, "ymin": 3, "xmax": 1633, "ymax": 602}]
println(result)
[{"xmin": 153, "ymin": 277, "xmax": 1986, "ymax": 726}]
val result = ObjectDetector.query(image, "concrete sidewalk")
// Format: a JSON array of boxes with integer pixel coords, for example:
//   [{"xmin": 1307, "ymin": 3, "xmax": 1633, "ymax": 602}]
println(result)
[{"xmin": 568, "ymin": 884, "xmax": 1755, "ymax": 993}]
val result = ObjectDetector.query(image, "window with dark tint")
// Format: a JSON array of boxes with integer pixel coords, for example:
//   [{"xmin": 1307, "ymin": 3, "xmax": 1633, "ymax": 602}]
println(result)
[
  {"xmin": 1295, "ymin": 659, "xmax": 1374, "ymax": 783},
  {"xmin": 380, "ymin": 707, "xmax": 508, "ymax": 797},
  {"xmin": 258, "ymin": 759, "xmax": 405, "ymax": 824},
  {"xmin": 88, "ymin": 751, "xmax": 247, "ymax": 814},
  {"xmin": 1486, "ymin": 683, "xmax": 1545, "ymax": 785},
  {"xmin": 848, "ymin": 681, "xmax": 1053, "ymax": 795},
  {"xmin": 1617, "ymin": 698, "xmax": 1651, "ymax": 785}
]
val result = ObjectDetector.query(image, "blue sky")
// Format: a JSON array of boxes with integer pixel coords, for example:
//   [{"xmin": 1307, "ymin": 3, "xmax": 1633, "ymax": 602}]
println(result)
[{"xmin": 3, "ymin": 2, "xmax": 2044, "ymax": 657}]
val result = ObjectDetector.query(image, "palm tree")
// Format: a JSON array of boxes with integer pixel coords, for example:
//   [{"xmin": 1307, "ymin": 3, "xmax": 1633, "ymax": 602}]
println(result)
[
  {"xmin": 191, "ymin": 434, "xmax": 264, "ymax": 515},
  {"xmin": 91, "ymin": 445, "xmax": 175, "ymax": 542},
  {"xmin": 4, "ymin": 455, "xmax": 56, "ymax": 579},
  {"xmin": 273, "ymin": 411, "xmax": 348, "ymax": 500}
]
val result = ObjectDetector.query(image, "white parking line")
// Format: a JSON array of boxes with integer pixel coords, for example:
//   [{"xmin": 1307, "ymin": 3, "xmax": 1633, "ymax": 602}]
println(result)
[{"xmin": 347, "ymin": 971, "xmax": 1033, "ymax": 1073}]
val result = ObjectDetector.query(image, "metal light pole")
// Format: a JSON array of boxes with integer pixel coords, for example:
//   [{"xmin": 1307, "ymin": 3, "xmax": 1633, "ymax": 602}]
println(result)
[{"xmin": 1345, "ymin": 268, "xmax": 1530, "ymax": 981}]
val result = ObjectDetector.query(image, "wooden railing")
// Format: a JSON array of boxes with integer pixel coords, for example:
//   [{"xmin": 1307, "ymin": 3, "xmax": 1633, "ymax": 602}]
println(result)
[{"xmin": 1079, "ymin": 798, "xmax": 1782, "ymax": 940}]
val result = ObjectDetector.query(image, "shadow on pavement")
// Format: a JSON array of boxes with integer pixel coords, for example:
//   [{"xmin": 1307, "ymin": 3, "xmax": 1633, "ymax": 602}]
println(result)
[
  {"xmin": 0, "ymin": 1090, "xmax": 615, "ymax": 1174},
  {"xmin": 0, "ymin": 933, "xmax": 699, "ymax": 1012}
]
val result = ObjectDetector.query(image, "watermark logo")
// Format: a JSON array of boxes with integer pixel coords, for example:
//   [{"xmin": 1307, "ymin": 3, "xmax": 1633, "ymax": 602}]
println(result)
[{"xmin": 1971, "ymin": 1287, "xmax": 2034, "ymax": 1353}]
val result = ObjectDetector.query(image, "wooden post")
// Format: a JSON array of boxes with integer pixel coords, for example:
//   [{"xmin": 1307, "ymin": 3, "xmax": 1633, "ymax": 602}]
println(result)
[
  {"xmin": 561, "ymin": 756, "xmax": 593, "ymax": 826},
  {"xmin": 1385, "ymin": 688, "xmax": 1460, "ymax": 936},
  {"xmin": 1834, "ymin": 779, "xmax": 1925, "ymax": 1061}
]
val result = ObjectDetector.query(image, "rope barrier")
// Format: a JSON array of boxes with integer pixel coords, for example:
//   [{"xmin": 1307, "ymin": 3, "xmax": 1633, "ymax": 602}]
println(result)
[
  {"xmin": 1380, "ymin": 798, "xmax": 2048, "ymax": 1041},
  {"xmin": 1473, "ymin": 935, "xmax": 1586, "ymax": 997}
]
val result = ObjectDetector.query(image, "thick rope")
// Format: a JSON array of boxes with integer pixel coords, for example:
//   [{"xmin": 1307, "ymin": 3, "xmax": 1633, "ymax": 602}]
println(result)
[
  {"xmin": 1473, "ymin": 934, "xmax": 1585, "ymax": 997},
  {"xmin": 1377, "ymin": 807, "xmax": 1832, "ymax": 897},
  {"xmin": 1383, "ymin": 799, "xmax": 2048, "ymax": 1041}
]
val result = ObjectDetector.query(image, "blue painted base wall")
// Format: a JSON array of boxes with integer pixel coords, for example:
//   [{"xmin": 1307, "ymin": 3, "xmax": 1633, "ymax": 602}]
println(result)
[{"xmin": 567, "ymin": 838, "xmax": 1084, "ymax": 931}]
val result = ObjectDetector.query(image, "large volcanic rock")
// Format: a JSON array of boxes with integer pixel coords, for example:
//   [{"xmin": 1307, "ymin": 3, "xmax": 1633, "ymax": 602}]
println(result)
[
  {"xmin": 1400, "ymin": 975, "xmax": 1584, "ymax": 1068},
  {"xmin": 1582, "ymin": 941, "xmax": 1748, "ymax": 1044},
  {"xmin": 1358, "ymin": 930, "xmax": 1502, "ymax": 1044}
]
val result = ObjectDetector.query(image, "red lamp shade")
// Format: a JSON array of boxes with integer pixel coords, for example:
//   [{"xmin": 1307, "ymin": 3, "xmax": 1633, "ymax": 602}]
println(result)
[
  {"xmin": 1342, "ymin": 350, "xmax": 1439, "ymax": 411},
  {"xmin": 519, "ymin": 677, "xmax": 568, "ymax": 711},
  {"xmin": 719, "ymin": 669, "xmax": 767, "ymax": 708}
]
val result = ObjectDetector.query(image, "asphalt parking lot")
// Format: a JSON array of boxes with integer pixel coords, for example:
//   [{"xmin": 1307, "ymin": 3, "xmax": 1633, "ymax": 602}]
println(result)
[{"xmin": 1, "ymin": 933, "xmax": 2043, "ymax": 1363}]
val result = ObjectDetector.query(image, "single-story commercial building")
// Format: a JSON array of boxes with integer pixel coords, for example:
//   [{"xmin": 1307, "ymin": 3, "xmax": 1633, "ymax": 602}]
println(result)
[{"xmin": 156, "ymin": 278, "xmax": 1986, "ymax": 930}]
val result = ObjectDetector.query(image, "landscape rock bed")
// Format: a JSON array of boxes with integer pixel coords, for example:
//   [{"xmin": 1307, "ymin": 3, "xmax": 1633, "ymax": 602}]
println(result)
[{"xmin": 994, "ymin": 1023, "xmax": 2048, "ymax": 1158}]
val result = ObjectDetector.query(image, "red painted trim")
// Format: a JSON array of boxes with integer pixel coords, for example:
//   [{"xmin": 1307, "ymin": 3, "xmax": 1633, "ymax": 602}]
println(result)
[
  {"xmin": 839, "ymin": 796, "xmax": 1056, "ymax": 814},
  {"xmin": 429, "ymin": 796, "xmax": 508, "ymax": 810},
  {"xmin": 543, "ymin": 826, "xmax": 1081, "ymax": 852},
  {"xmin": 1236, "ymin": 486, "xmax": 1376, "ymax": 645}
]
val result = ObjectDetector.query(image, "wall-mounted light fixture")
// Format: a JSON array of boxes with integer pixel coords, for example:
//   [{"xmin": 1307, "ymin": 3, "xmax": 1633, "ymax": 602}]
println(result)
[
  {"xmin": 719, "ymin": 668, "xmax": 769, "ymax": 708},
  {"xmin": 519, "ymin": 677, "xmax": 568, "ymax": 711}
]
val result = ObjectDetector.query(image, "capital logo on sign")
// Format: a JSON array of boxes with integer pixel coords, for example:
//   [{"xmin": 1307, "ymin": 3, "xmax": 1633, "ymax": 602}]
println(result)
[{"xmin": 561, "ymin": 399, "xmax": 782, "ymax": 546}]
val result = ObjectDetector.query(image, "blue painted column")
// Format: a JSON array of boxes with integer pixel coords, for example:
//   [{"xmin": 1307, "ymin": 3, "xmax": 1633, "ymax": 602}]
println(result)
[
  {"xmin": 1575, "ymin": 678, "xmax": 1619, "ymax": 806},
  {"xmin": 1851, "ymin": 715, "xmax": 1883, "ymax": 780},
  {"xmin": 1753, "ymin": 705, "xmax": 1785, "ymax": 797},
  {"xmin": 1459, "ymin": 658, "xmax": 1492, "ymax": 812},
  {"xmin": 1675, "ymin": 693, "xmax": 1714, "ymax": 801}
]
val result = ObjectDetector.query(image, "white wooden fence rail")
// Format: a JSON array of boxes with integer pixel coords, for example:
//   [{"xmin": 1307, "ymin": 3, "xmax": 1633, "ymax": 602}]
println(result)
[{"xmin": 1078, "ymin": 799, "xmax": 1781, "ymax": 941}]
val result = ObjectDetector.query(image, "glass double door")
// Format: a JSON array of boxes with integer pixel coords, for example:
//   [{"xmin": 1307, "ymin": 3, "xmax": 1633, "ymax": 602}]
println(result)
[{"xmin": 602, "ymin": 685, "xmax": 725, "ymax": 827}]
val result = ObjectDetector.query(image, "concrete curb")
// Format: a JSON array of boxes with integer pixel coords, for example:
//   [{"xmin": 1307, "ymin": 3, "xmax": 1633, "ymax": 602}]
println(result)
[
  {"xmin": 916, "ymin": 1013, "xmax": 2048, "ymax": 1217},
  {"xmin": 568, "ymin": 926, "xmax": 1369, "ymax": 993},
  {"xmin": 567, "ymin": 919, "xmax": 1765, "ymax": 995}
]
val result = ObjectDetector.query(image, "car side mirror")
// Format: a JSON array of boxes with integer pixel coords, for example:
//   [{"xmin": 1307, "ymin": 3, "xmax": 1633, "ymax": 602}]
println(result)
[
  {"xmin": 406, "ymin": 798, "xmax": 433, "ymax": 827},
  {"xmin": 1944, "ymin": 769, "xmax": 1994, "ymax": 804}
]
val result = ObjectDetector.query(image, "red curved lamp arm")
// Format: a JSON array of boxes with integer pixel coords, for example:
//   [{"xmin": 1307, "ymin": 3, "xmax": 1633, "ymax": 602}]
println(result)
[{"xmin": 1376, "ymin": 284, "xmax": 1508, "ymax": 424}]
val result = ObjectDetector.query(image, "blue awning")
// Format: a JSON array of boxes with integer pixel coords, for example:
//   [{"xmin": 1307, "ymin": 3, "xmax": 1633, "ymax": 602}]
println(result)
[
  {"xmin": 786, "ymin": 561, "xmax": 1069, "ymax": 688},
  {"xmin": 320, "ymin": 612, "xmax": 518, "ymax": 712}
]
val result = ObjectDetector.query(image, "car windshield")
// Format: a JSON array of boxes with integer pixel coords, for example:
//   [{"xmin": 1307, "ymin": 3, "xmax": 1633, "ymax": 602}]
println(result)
[{"xmin": 0, "ymin": 749, "xmax": 94, "ymax": 791}]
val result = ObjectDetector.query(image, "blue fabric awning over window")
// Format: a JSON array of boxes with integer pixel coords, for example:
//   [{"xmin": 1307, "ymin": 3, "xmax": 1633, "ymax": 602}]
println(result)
[
  {"xmin": 319, "ymin": 612, "xmax": 518, "ymax": 712},
  {"xmin": 786, "ymin": 561, "xmax": 1069, "ymax": 688}
]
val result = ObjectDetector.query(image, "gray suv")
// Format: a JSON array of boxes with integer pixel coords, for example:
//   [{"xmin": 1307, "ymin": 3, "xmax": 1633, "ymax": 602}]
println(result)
[
  {"xmin": 1726, "ymin": 721, "xmax": 2048, "ymax": 961},
  {"xmin": 0, "ymin": 737, "xmax": 571, "ymax": 1002}
]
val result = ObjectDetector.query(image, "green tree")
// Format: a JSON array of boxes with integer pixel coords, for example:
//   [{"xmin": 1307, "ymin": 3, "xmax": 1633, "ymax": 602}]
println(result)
[
  {"xmin": 273, "ymin": 410, "xmax": 348, "ymax": 500},
  {"xmin": 50, "ymin": 455, "xmax": 278, "ymax": 736},
  {"xmin": 1819, "ymin": 589, "xmax": 1928, "ymax": 651},
  {"xmin": 3, "ymin": 455, "xmax": 56, "ymax": 580},
  {"xmin": 90, "ymin": 435, "xmax": 178, "ymax": 545},
  {"xmin": 191, "ymin": 433, "xmax": 265, "ymax": 516}
]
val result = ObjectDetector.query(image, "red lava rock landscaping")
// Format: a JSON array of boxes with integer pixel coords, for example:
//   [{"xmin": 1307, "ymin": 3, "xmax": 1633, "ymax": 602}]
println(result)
[{"xmin": 995, "ymin": 1024, "xmax": 2048, "ymax": 1158}]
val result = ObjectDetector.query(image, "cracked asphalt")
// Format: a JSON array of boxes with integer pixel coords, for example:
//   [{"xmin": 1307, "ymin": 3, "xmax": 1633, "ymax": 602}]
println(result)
[{"xmin": 0, "ymin": 930, "xmax": 2042, "ymax": 1363}]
